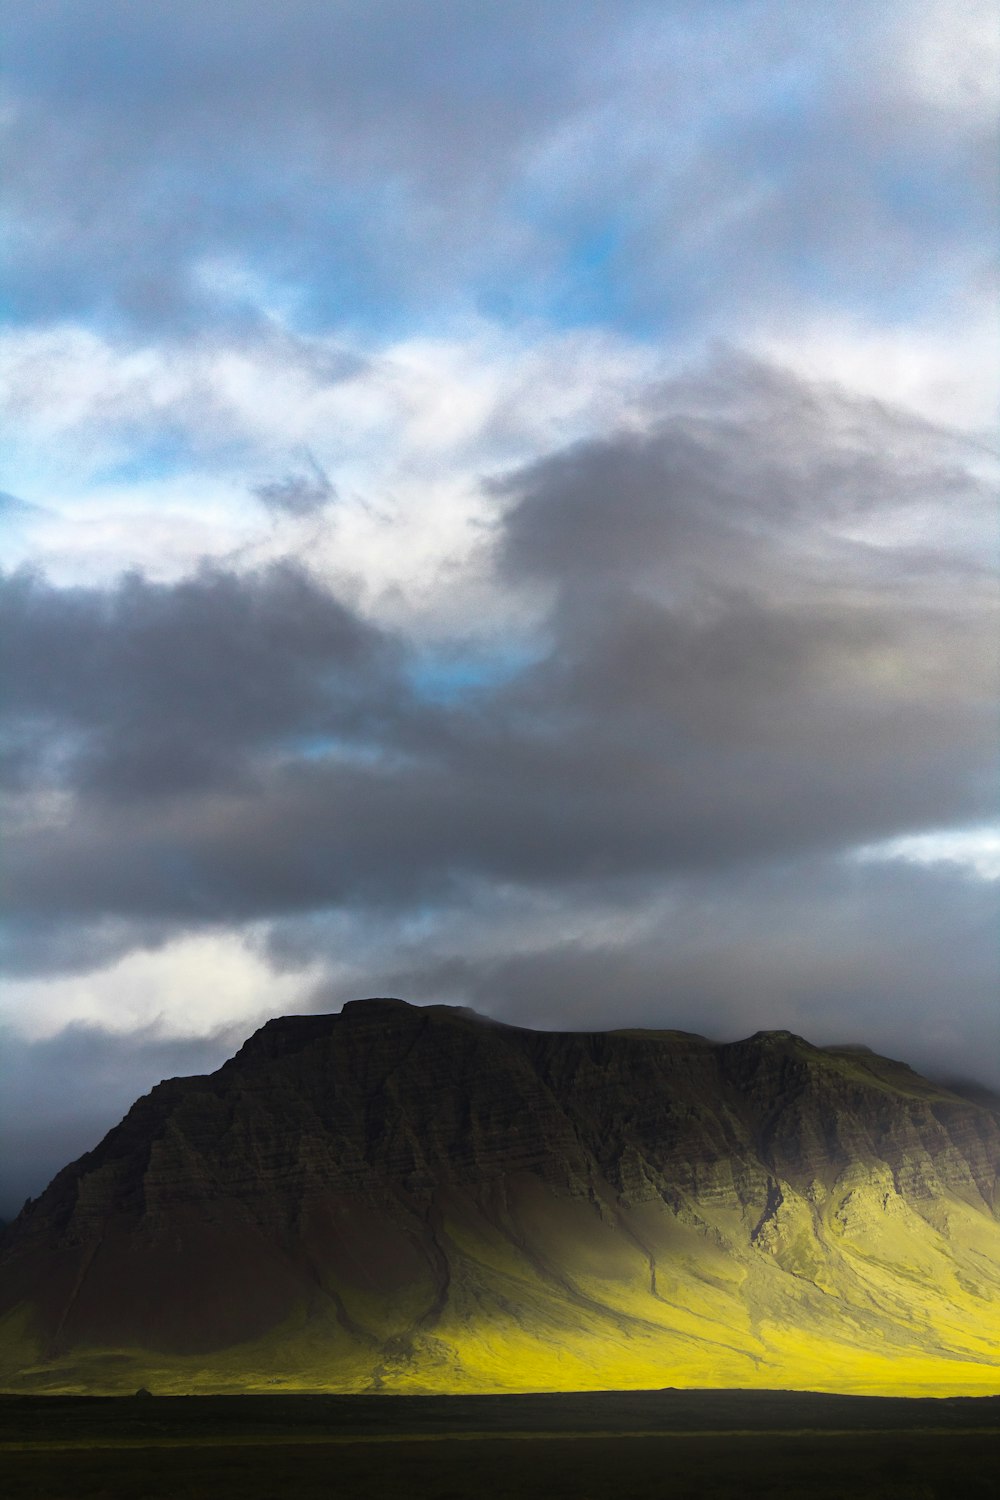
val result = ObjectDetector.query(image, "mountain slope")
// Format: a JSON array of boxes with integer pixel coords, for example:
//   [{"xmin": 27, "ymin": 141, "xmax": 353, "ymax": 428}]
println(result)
[{"xmin": 1, "ymin": 999, "xmax": 998, "ymax": 1394}]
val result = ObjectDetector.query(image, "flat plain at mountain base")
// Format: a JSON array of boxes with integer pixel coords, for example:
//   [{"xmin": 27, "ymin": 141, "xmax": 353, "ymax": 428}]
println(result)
[{"xmin": 2, "ymin": 1392, "xmax": 998, "ymax": 1500}]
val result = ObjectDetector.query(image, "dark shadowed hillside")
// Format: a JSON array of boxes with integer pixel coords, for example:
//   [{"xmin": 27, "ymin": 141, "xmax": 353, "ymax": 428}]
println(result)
[{"xmin": 2, "ymin": 1000, "xmax": 998, "ymax": 1394}]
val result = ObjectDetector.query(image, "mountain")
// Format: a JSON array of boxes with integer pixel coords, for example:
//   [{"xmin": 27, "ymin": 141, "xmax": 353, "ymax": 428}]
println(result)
[{"xmin": 1, "ymin": 999, "xmax": 999, "ymax": 1395}]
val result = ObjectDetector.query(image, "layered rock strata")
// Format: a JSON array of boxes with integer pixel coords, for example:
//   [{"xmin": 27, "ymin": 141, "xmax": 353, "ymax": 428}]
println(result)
[{"xmin": 1, "ymin": 1000, "xmax": 998, "ymax": 1394}]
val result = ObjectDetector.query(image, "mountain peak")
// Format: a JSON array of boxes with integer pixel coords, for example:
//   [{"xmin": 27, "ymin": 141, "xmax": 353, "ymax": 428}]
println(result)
[
  {"xmin": 341, "ymin": 995, "xmax": 416, "ymax": 1018},
  {"xmin": 741, "ymin": 1028, "xmax": 809, "ymax": 1046}
]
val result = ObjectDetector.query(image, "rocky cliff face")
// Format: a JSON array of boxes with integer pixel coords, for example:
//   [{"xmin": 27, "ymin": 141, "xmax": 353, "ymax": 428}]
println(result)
[{"xmin": 2, "ymin": 1000, "xmax": 999, "ymax": 1395}]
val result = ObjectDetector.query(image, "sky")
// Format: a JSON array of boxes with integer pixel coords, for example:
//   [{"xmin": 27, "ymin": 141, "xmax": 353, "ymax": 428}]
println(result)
[{"xmin": 1, "ymin": 0, "xmax": 998, "ymax": 1218}]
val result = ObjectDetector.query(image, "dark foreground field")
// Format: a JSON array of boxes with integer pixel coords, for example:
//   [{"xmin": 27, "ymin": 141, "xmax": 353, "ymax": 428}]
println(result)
[{"xmin": 1, "ymin": 1390, "xmax": 997, "ymax": 1499}]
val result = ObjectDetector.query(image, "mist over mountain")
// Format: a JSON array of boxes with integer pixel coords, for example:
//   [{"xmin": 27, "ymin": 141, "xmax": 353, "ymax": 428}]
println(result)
[{"xmin": 1, "ymin": 1000, "xmax": 998, "ymax": 1397}]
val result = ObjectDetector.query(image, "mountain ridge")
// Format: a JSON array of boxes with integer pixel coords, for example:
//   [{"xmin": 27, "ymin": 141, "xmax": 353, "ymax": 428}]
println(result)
[{"xmin": 2, "ymin": 999, "xmax": 998, "ymax": 1396}]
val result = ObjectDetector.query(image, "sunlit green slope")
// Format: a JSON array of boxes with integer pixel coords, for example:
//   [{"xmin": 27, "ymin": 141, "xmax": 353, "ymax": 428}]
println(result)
[{"xmin": 1, "ymin": 1001, "xmax": 998, "ymax": 1394}]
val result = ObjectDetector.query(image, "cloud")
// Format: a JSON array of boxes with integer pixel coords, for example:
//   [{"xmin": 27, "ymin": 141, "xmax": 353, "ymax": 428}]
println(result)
[
  {"xmin": 253, "ymin": 453, "xmax": 336, "ymax": 517},
  {"xmin": 3, "ymin": 1, "xmax": 992, "ymax": 348},
  {"xmin": 2, "ymin": 359, "xmax": 993, "ymax": 974},
  {"xmin": 899, "ymin": 0, "xmax": 1000, "ymax": 126},
  {"xmin": 748, "ymin": 307, "xmax": 1000, "ymax": 433},
  {"xmin": 0, "ymin": 317, "xmax": 661, "ymax": 606},
  {"xmin": 0, "ymin": 559, "xmax": 408, "ymax": 801},
  {"xmin": 855, "ymin": 823, "xmax": 1000, "ymax": 882},
  {"xmin": 1, "ymin": 0, "xmax": 629, "ymax": 330},
  {"xmin": 0, "ymin": 926, "xmax": 323, "ymax": 1043}
]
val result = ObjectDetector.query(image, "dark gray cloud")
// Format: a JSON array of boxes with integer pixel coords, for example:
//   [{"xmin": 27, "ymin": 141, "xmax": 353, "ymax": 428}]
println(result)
[
  {"xmin": 0, "ymin": 558, "xmax": 408, "ymax": 800},
  {"xmin": 499, "ymin": 355, "xmax": 992, "ymax": 587},
  {"xmin": 2, "ymin": 358, "xmax": 993, "ymax": 976},
  {"xmin": 307, "ymin": 858, "xmax": 1000, "ymax": 1088},
  {"xmin": 0, "ymin": 916, "xmax": 177, "ymax": 982}
]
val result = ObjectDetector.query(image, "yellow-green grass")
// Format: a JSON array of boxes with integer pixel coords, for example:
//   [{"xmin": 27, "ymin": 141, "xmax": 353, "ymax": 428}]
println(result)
[{"xmin": 3, "ymin": 1170, "xmax": 998, "ymax": 1397}]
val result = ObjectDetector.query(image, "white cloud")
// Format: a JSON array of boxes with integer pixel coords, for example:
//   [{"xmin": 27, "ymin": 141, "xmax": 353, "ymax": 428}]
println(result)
[
  {"xmin": 854, "ymin": 823, "xmax": 1000, "ymax": 880},
  {"xmin": 0, "ymin": 927, "xmax": 325, "ymax": 1043},
  {"xmin": 0, "ymin": 316, "xmax": 664, "ymax": 635},
  {"xmin": 1, "ymin": 316, "xmax": 663, "ymax": 483},
  {"xmin": 900, "ymin": 0, "xmax": 1000, "ymax": 126},
  {"xmin": 749, "ymin": 307, "xmax": 1000, "ymax": 434},
  {"xmin": 1, "ymin": 473, "xmax": 260, "ymax": 586}
]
